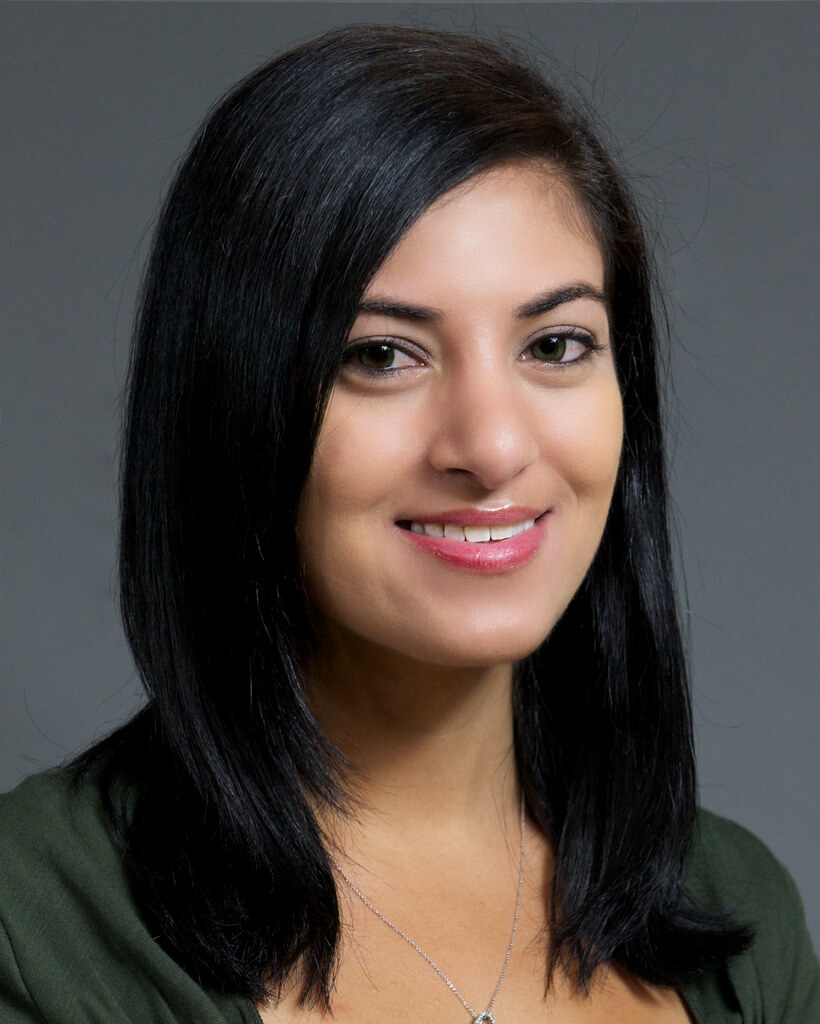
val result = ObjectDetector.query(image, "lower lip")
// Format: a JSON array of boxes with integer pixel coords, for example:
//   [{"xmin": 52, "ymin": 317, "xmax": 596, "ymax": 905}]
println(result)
[{"xmin": 397, "ymin": 515, "xmax": 548, "ymax": 573}]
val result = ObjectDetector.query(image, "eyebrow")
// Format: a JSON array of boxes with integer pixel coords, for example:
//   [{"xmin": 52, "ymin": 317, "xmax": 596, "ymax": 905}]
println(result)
[
  {"xmin": 513, "ymin": 283, "xmax": 607, "ymax": 320},
  {"xmin": 356, "ymin": 298, "xmax": 443, "ymax": 322},
  {"xmin": 356, "ymin": 282, "xmax": 607, "ymax": 323}
]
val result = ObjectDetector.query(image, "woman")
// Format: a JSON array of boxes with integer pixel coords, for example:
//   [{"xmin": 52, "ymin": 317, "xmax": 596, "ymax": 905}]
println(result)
[{"xmin": 0, "ymin": 25, "xmax": 817, "ymax": 1024}]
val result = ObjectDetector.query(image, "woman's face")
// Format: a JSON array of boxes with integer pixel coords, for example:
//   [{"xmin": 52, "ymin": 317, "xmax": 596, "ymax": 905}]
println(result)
[{"xmin": 297, "ymin": 163, "xmax": 623, "ymax": 670}]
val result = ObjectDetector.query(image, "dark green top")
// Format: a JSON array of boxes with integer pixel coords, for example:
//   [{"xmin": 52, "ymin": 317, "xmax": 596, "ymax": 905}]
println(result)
[{"xmin": 0, "ymin": 770, "xmax": 817, "ymax": 1023}]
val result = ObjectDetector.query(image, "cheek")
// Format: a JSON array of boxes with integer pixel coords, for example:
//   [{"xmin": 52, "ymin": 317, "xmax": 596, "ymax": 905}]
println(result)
[
  {"xmin": 296, "ymin": 392, "xmax": 418, "ymax": 603},
  {"xmin": 541, "ymin": 376, "xmax": 624, "ymax": 505},
  {"xmin": 301, "ymin": 392, "xmax": 415, "ymax": 520}
]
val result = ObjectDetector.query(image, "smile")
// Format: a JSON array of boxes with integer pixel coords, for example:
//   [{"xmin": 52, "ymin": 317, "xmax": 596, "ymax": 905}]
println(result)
[
  {"xmin": 396, "ymin": 511, "xmax": 549, "ymax": 573},
  {"xmin": 406, "ymin": 519, "xmax": 536, "ymax": 542}
]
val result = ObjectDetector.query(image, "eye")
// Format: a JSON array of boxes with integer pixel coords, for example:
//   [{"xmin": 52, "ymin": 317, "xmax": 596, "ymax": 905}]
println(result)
[
  {"xmin": 342, "ymin": 340, "xmax": 422, "ymax": 375},
  {"xmin": 358, "ymin": 344, "xmax": 400, "ymax": 370},
  {"xmin": 527, "ymin": 329, "xmax": 598, "ymax": 365}
]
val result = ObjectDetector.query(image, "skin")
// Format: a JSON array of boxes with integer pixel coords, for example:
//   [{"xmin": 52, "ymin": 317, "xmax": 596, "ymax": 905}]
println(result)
[
  {"xmin": 264, "ymin": 163, "xmax": 693, "ymax": 1023},
  {"xmin": 299, "ymin": 167, "xmax": 621, "ymax": 675}
]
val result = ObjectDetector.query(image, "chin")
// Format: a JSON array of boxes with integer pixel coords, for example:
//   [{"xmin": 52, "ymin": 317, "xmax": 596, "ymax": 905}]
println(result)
[{"xmin": 382, "ymin": 616, "xmax": 555, "ymax": 670}]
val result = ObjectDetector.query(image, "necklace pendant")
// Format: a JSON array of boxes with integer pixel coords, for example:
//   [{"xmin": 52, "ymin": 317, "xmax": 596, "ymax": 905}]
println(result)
[{"xmin": 473, "ymin": 1015, "xmax": 496, "ymax": 1024}]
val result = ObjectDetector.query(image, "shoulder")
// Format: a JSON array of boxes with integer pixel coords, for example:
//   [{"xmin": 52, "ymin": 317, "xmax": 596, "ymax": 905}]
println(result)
[
  {"xmin": 0, "ymin": 768, "xmax": 124, "ymax": 929},
  {"xmin": 0, "ymin": 770, "xmax": 119, "ymax": 1019},
  {"xmin": 0, "ymin": 768, "xmax": 253, "ymax": 1024},
  {"xmin": 0, "ymin": 767, "xmax": 130, "ymax": 923},
  {"xmin": 1, "ymin": 767, "xmax": 112, "ymax": 860},
  {"xmin": 684, "ymin": 808, "xmax": 820, "ymax": 1022},
  {"xmin": 687, "ymin": 807, "xmax": 799, "ymax": 910}
]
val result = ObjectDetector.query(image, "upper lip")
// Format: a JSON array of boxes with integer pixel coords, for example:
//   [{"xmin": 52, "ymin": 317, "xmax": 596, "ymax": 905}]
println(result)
[{"xmin": 397, "ymin": 506, "xmax": 547, "ymax": 527}]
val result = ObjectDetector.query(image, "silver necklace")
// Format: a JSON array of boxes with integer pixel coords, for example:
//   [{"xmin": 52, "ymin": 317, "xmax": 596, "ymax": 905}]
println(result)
[{"xmin": 330, "ymin": 791, "xmax": 526, "ymax": 1024}]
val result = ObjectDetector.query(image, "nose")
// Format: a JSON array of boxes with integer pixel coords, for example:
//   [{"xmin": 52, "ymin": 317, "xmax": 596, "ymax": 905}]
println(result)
[{"xmin": 427, "ymin": 360, "xmax": 539, "ymax": 491}]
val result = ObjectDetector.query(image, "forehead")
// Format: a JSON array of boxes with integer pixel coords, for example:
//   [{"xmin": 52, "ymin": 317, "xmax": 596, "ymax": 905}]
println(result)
[{"xmin": 364, "ymin": 163, "xmax": 605, "ymax": 309}]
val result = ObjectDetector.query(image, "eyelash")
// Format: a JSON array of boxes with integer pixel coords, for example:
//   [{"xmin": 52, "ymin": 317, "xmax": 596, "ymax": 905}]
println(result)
[
  {"xmin": 341, "ymin": 338, "xmax": 425, "ymax": 377},
  {"xmin": 523, "ymin": 328, "xmax": 602, "ymax": 367},
  {"xmin": 341, "ymin": 329, "xmax": 601, "ymax": 377}
]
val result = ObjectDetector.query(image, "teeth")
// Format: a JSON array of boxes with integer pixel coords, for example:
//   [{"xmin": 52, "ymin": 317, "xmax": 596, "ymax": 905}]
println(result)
[{"xmin": 411, "ymin": 518, "xmax": 536, "ymax": 542}]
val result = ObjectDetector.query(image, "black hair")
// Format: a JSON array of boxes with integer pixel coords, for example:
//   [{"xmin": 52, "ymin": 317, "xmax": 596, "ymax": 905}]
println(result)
[{"xmin": 73, "ymin": 24, "xmax": 751, "ymax": 1007}]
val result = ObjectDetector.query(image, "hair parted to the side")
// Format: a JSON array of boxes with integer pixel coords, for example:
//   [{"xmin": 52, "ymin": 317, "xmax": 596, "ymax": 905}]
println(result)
[{"xmin": 72, "ymin": 24, "xmax": 751, "ymax": 1006}]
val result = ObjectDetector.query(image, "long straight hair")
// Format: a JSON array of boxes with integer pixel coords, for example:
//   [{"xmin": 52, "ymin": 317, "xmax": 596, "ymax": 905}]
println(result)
[{"xmin": 74, "ymin": 25, "xmax": 750, "ymax": 1005}]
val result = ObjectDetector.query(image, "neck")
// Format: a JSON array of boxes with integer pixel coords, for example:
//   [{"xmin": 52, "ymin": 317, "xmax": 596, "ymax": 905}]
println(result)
[{"xmin": 307, "ymin": 635, "xmax": 519, "ymax": 841}]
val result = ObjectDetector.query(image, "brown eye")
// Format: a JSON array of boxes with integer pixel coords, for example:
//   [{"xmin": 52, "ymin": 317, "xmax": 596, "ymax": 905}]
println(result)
[{"xmin": 358, "ymin": 344, "xmax": 396, "ymax": 369}]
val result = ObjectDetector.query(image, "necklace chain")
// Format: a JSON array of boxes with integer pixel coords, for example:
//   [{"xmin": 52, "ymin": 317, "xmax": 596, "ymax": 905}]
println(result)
[{"xmin": 330, "ymin": 791, "xmax": 526, "ymax": 1024}]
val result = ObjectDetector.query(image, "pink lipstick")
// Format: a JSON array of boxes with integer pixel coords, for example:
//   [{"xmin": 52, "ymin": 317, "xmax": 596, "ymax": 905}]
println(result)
[{"xmin": 396, "ymin": 507, "xmax": 548, "ymax": 573}]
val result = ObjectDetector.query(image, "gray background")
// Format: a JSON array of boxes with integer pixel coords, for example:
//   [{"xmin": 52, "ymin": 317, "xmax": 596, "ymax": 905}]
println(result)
[{"xmin": 2, "ymin": 2, "xmax": 818, "ymax": 945}]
